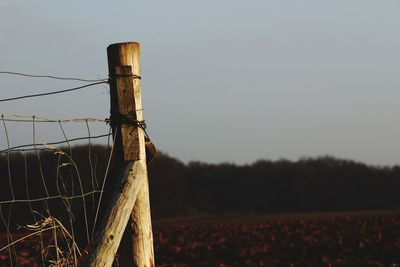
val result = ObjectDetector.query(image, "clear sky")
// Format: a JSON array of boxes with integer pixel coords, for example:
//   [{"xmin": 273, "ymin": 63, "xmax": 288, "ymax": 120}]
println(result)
[{"xmin": 1, "ymin": 1, "xmax": 400, "ymax": 166}]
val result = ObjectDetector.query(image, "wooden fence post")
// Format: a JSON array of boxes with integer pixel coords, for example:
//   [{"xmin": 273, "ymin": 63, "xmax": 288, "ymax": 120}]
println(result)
[{"xmin": 86, "ymin": 42, "xmax": 154, "ymax": 267}]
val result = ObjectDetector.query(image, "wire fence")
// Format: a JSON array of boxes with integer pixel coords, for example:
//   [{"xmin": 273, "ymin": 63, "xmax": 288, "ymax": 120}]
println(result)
[
  {"xmin": 0, "ymin": 71, "xmax": 116, "ymax": 266},
  {"xmin": 0, "ymin": 70, "xmax": 193, "ymax": 267}
]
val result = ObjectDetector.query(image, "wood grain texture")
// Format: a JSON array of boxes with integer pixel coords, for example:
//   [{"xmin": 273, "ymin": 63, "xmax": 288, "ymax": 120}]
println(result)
[
  {"xmin": 114, "ymin": 66, "xmax": 140, "ymax": 161},
  {"xmin": 86, "ymin": 161, "xmax": 145, "ymax": 267},
  {"xmin": 93, "ymin": 42, "xmax": 155, "ymax": 267},
  {"xmin": 107, "ymin": 42, "xmax": 145, "ymax": 162}
]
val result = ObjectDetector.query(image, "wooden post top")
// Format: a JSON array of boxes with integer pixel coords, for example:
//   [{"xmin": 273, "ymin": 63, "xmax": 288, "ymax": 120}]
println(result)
[
  {"xmin": 108, "ymin": 41, "xmax": 140, "ymax": 47},
  {"xmin": 107, "ymin": 41, "xmax": 145, "ymax": 161}
]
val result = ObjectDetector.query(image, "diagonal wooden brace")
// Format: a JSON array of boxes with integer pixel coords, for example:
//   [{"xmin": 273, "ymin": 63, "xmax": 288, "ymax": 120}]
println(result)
[{"xmin": 86, "ymin": 160, "xmax": 146, "ymax": 267}]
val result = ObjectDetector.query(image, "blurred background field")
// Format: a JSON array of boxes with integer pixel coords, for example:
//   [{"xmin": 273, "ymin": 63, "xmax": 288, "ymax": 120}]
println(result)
[{"xmin": 2, "ymin": 211, "xmax": 400, "ymax": 267}]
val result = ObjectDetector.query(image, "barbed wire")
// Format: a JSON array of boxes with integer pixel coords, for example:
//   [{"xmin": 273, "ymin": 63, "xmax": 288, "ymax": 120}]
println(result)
[
  {"xmin": 0, "ymin": 81, "xmax": 108, "ymax": 103},
  {"xmin": 0, "ymin": 71, "xmax": 108, "ymax": 83},
  {"xmin": 1, "ymin": 114, "xmax": 107, "ymax": 123}
]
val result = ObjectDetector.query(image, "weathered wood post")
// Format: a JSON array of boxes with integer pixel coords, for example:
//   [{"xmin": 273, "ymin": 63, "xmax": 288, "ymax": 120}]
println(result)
[{"xmin": 86, "ymin": 42, "xmax": 154, "ymax": 267}]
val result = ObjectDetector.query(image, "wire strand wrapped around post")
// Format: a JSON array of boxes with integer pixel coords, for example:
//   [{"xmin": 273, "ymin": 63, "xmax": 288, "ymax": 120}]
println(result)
[
  {"xmin": 108, "ymin": 65, "xmax": 146, "ymax": 161},
  {"xmin": 106, "ymin": 113, "xmax": 147, "ymax": 133},
  {"xmin": 105, "ymin": 114, "xmax": 157, "ymax": 164}
]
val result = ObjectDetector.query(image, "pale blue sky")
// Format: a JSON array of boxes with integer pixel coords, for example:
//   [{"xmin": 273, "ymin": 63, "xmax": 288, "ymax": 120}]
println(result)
[{"xmin": 1, "ymin": 1, "xmax": 400, "ymax": 165}]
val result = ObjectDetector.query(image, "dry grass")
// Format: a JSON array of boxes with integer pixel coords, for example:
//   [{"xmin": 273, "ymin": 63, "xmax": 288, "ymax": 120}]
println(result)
[{"xmin": 0, "ymin": 215, "xmax": 83, "ymax": 267}]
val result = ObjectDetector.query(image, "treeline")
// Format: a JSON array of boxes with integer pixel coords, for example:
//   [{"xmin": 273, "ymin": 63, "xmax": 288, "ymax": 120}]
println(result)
[
  {"xmin": 151, "ymin": 154, "xmax": 400, "ymax": 218},
  {"xmin": 1, "ymin": 145, "xmax": 400, "ymax": 228}
]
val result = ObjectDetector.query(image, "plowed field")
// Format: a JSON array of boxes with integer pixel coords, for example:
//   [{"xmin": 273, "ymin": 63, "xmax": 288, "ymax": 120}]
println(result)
[{"xmin": 1, "ymin": 212, "xmax": 400, "ymax": 266}]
